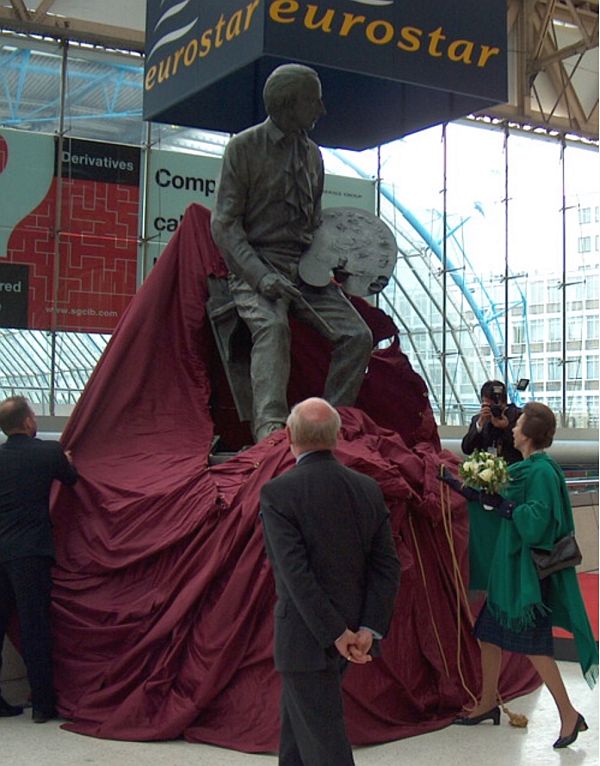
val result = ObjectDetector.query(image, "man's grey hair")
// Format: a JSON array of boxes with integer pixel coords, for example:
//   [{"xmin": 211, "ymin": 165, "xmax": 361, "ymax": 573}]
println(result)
[
  {"xmin": 286, "ymin": 398, "xmax": 341, "ymax": 449},
  {"xmin": 263, "ymin": 63, "xmax": 320, "ymax": 122}
]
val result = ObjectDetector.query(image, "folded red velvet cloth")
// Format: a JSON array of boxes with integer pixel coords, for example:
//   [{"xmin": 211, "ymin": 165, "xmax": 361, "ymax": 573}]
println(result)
[{"xmin": 48, "ymin": 204, "xmax": 539, "ymax": 748}]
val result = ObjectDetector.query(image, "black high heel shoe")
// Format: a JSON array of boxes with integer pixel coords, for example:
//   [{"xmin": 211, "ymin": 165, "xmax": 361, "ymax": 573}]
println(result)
[
  {"xmin": 454, "ymin": 706, "xmax": 501, "ymax": 726},
  {"xmin": 553, "ymin": 713, "xmax": 588, "ymax": 748}
]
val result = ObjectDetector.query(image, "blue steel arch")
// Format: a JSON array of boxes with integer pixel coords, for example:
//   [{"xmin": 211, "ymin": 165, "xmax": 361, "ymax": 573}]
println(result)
[
  {"xmin": 0, "ymin": 41, "xmax": 535, "ymax": 409},
  {"xmin": 330, "ymin": 150, "xmax": 529, "ymax": 406}
]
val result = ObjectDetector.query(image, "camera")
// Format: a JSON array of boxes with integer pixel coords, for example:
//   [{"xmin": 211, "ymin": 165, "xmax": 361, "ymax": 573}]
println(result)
[{"xmin": 489, "ymin": 384, "xmax": 505, "ymax": 418}]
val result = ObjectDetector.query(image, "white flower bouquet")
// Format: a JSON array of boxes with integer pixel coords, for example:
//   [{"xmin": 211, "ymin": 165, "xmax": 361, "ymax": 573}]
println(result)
[{"xmin": 458, "ymin": 449, "xmax": 509, "ymax": 494}]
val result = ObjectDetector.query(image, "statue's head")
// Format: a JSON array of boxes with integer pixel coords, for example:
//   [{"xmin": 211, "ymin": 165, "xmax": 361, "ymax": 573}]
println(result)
[{"xmin": 263, "ymin": 64, "xmax": 325, "ymax": 133}]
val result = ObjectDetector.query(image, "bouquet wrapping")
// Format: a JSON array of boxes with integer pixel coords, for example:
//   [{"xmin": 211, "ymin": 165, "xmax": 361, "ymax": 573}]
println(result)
[{"xmin": 459, "ymin": 449, "xmax": 509, "ymax": 495}]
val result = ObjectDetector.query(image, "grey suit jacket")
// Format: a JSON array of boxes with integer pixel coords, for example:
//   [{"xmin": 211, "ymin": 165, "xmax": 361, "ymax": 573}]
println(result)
[{"xmin": 260, "ymin": 450, "xmax": 400, "ymax": 672}]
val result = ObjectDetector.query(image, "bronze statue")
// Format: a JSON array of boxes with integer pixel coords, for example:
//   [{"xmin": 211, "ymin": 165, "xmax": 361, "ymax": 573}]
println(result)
[
  {"xmin": 299, "ymin": 207, "xmax": 396, "ymax": 297},
  {"xmin": 211, "ymin": 64, "xmax": 373, "ymax": 441}
]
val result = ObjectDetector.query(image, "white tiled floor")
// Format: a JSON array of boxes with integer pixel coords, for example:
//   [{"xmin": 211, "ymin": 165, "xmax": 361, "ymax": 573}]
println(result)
[{"xmin": 2, "ymin": 661, "xmax": 598, "ymax": 766}]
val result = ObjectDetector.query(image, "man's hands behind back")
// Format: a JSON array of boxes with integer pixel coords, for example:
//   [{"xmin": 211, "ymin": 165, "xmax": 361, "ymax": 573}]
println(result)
[{"xmin": 335, "ymin": 628, "xmax": 373, "ymax": 665}]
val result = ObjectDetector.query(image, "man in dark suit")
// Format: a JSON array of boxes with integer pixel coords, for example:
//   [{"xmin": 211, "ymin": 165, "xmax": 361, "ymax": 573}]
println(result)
[
  {"xmin": 0, "ymin": 396, "xmax": 78, "ymax": 723},
  {"xmin": 260, "ymin": 397, "xmax": 400, "ymax": 766}
]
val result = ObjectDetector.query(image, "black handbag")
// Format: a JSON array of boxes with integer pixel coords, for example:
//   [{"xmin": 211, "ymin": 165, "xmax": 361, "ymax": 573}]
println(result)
[{"xmin": 531, "ymin": 533, "xmax": 582, "ymax": 580}]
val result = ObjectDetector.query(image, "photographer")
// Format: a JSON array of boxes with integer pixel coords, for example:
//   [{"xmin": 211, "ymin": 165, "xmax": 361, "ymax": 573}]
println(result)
[{"xmin": 461, "ymin": 380, "xmax": 522, "ymax": 465}]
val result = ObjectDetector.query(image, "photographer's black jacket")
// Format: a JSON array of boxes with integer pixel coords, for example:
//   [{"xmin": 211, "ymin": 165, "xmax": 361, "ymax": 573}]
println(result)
[{"xmin": 461, "ymin": 403, "xmax": 523, "ymax": 465}]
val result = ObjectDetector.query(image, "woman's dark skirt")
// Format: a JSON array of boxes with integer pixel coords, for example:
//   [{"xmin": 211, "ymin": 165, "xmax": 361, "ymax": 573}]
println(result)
[{"xmin": 474, "ymin": 601, "xmax": 554, "ymax": 656}]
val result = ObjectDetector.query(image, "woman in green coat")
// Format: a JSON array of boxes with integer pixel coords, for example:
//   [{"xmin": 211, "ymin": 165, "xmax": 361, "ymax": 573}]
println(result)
[{"xmin": 453, "ymin": 402, "xmax": 598, "ymax": 748}]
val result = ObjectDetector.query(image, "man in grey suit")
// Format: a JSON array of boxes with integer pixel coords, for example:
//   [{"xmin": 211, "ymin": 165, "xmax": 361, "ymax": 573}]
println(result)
[{"xmin": 260, "ymin": 398, "xmax": 400, "ymax": 766}]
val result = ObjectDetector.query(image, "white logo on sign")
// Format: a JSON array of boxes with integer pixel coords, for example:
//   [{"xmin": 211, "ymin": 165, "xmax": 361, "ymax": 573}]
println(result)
[
  {"xmin": 350, "ymin": 0, "xmax": 394, "ymax": 5},
  {"xmin": 147, "ymin": 0, "xmax": 198, "ymax": 62}
]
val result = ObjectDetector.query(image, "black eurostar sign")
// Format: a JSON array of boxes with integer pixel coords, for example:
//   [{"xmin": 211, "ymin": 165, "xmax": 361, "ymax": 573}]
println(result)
[{"xmin": 143, "ymin": 0, "xmax": 507, "ymax": 150}]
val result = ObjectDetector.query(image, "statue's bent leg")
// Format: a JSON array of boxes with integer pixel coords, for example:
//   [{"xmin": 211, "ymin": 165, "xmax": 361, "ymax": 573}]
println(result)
[
  {"xmin": 293, "ymin": 284, "xmax": 372, "ymax": 406},
  {"xmin": 230, "ymin": 278, "xmax": 291, "ymax": 440}
]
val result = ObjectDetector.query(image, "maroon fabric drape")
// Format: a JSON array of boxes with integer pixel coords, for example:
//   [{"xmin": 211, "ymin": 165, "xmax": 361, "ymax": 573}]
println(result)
[{"xmin": 49, "ymin": 204, "xmax": 538, "ymax": 748}]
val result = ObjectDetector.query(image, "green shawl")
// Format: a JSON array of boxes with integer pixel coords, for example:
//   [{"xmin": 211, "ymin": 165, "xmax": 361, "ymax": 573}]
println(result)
[{"xmin": 482, "ymin": 453, "xmax": 598, "ymax": 687}]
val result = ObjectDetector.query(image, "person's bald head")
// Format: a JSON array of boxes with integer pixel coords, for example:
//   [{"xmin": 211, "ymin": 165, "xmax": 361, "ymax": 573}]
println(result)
[
  {"xmin": 0, "ymin": 395, "xmax": 37, "ymax": 436},
  {"xmin": 286, "ymin": 398, "xmax": 340, "ymax": 455}
]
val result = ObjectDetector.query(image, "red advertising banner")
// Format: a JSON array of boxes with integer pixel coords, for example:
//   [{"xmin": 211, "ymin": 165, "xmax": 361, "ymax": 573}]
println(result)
[{"xmin": 0, "ymin": 128, "xmax": 140, "ymax": 333}]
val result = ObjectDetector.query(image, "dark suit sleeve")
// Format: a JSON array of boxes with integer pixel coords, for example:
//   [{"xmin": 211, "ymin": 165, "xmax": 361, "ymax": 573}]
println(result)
[
  {"xmin": 261, "ymin": 489, "xmax": 347, "ymax": 648},
  {"xmin": 53, "ymin": 444, "xmax": 78, "ymax": 486},
  {"xmin": 499, "ymin": 405, "xmax": 522, "ymax": 463},
  {"xmin": 360, "ymin": 498, "xmax": 400, "ymax": 637},
  {"xmin": 461, "ymin": 416, "xmax": 483, "ymax": 456}
]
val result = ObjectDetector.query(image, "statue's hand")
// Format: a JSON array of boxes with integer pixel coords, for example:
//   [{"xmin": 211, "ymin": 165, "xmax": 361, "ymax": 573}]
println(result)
[{"xmin": 258, "ymin": 273, "xmax": 302, "ymax": 301}]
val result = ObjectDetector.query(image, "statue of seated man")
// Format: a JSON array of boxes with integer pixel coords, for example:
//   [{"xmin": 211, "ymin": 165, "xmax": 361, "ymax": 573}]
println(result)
[{"xmin": 210, "ymin": 63, "xmax": 373, "ymax": 441}]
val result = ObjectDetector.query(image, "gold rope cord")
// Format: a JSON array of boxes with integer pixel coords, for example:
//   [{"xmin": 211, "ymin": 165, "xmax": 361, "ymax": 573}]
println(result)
[
  {"xmin": 440, "ymin": 480, "xmax": 478, "ymax": 708},
  {"xmin": 407, "ymin": 512, "xmax": 450, "ymax": 677}
]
